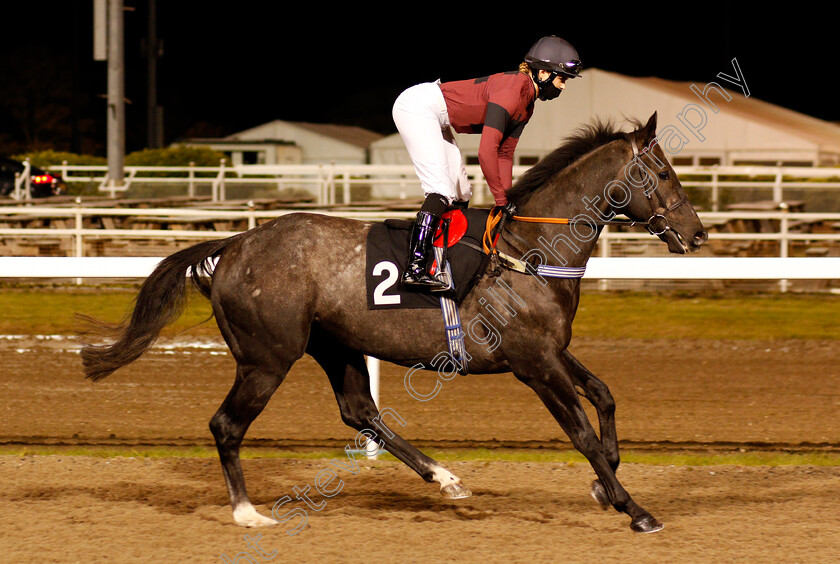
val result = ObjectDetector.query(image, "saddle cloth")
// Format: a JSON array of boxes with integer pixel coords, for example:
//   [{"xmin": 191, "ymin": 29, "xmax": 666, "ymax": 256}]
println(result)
[{"xmin": 365, "ymin": 208, "xmax": 490, "ymax": 310}]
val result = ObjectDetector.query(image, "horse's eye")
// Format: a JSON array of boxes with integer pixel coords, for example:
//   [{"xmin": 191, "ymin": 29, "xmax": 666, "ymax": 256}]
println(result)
[{"xmin": 658, "ymin": 171, "xmax": 670, "ymax": 180}]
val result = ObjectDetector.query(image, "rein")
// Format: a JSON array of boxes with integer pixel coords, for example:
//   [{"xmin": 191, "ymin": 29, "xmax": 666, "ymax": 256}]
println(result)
[{"xmin": 509, "ymin": 215, "xmax": 641, "ymax": 226}]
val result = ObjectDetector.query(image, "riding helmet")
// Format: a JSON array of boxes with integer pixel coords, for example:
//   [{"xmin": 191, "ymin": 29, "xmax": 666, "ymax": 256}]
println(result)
[{"xmin": 524, "ymin": 36, "xmax": 582, "ymax": 79}]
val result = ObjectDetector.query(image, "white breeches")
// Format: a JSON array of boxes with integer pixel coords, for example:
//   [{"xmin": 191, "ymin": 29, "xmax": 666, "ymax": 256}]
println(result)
[{"xmin": 392, "ymin": 81, "xmax": 472, "ymax": 204}]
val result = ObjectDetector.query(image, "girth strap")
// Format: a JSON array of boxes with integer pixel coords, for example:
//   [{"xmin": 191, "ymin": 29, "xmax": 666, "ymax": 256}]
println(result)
[
  {"xmin": 496, "ymin": 250, "xmax": 586, "ymax": 279},
  {"xmin": 433, "ymin": 246, "xmax": 468, "ymax": 375}
]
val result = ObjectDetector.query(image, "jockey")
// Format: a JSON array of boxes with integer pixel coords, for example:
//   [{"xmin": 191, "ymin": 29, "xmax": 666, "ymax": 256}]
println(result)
[{"xmin": 393, "ymin": 35, "xmax": 581, "ymax": 290}]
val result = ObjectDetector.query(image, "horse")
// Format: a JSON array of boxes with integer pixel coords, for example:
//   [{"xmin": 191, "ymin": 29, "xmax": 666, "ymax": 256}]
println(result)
[{"xmin": 80, "ymin": 112, "xmax": 707, "ymax": 533}]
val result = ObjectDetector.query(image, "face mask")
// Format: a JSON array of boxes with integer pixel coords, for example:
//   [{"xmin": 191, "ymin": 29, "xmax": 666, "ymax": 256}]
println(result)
[
  {"xmin": 535, "ymin": 70, "xmax": 563, "ymax": 101},
  {"xmin": 538, "ymin": 81, "xmax": 563, "ymax": 101}
]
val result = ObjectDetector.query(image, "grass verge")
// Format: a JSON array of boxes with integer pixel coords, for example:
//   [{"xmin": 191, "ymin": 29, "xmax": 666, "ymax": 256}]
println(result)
[
  {"xmin": 0, "ymin": 285, "xmax": 218, "ymax": 336},
  {"xmin": 2, "ymin": 286, "xmax": 838, "ymax": 340},
  {"xmin": 2, "ymin": 445, "xmax": 838, "ymax": 467}
]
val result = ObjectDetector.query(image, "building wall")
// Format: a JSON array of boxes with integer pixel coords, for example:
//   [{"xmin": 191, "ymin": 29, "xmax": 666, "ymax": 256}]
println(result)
[{"xmin": 230, "ymin": 121, "xmax": 368, "ymax": 164}]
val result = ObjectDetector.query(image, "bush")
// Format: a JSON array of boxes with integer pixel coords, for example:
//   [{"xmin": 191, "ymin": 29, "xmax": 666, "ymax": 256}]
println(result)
[
  {"xmin": 11, "ymin": 150, "xmax": 106, "ymax": 169},
  {"xmin": 125, "ymin": 146, "xmax": 225, "ymax": 168},
  {"xmin": 11, "ymin": 146, "xmax": 226, "ymax": 169}
]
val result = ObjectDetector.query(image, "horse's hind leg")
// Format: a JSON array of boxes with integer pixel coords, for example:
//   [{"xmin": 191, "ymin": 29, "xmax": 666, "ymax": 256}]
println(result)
[
  {"xmin": 308, "ymin": 334, "xmax": 471, "ymax": 499},
  {"xmin": 513, "ymin": 354, "xmax": 663, "ymax": 533},
  {"xmin": 210, "ymin": 362, "xmax": 289, "ymax": 527},
  {"xmin": 563, "ymin": 350, "xmax": 620, "ymax": 510}
]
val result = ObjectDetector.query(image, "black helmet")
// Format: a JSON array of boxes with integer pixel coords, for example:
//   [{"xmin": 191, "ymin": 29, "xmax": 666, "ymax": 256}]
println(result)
[{"xmin": 524, "ymin": 36, "xmax": 582, "ymax": 79}]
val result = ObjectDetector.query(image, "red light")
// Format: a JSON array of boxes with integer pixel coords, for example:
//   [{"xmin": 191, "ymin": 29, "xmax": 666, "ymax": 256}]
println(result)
[{"xmin": 33, "ymin": 174, "xmax": 54, "ymax": 184}]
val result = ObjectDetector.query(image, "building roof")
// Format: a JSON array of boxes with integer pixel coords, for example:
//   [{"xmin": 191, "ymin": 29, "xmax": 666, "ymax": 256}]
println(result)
[
  {"xmin": 225, "ymin": 120, "xmax": 384, "ymax": 149},
  {"xmin": 619, "ymin": 72, "xmax": 840, "ymax": 153}
]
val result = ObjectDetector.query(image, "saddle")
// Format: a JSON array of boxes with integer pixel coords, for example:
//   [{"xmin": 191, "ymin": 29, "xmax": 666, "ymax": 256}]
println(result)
[{"xmin": 365, "ymin": 208, "xmax": 493, "ymax": 374}]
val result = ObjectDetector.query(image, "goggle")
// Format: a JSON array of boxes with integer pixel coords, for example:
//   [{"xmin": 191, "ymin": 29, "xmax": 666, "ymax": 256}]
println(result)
[{"xmin": 559, "ymin": 59, "xmax": 582, "ymax": 77}]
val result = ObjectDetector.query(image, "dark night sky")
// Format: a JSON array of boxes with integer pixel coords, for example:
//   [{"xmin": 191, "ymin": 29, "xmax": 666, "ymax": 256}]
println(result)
[{"xmin": 1, "ymin": 2, "xmax": 835, "ymax": 155}]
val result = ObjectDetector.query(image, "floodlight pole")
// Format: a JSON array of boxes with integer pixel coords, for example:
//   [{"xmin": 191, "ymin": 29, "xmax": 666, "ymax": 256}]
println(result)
[
  {"xmin": 106, "ymin": 0, "xmax": 125, "ymax": 192},
  {"xmin": 146, "ymin": 0, "xmax": 163, "ymax": 148}
]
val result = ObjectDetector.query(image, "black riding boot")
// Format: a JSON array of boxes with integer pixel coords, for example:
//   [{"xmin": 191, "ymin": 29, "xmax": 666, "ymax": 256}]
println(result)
[{"xmin": 402, "ymin": 211, "xmax": 448, "ymax": 290}]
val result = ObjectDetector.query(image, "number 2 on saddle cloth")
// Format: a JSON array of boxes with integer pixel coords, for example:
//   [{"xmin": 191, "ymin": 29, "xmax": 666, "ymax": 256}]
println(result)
[{"xmin": 365, "ymin": 207, "xmax": 488, "ymax": 311}]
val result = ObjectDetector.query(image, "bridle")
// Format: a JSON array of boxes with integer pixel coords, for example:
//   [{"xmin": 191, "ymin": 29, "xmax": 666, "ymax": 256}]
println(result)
[
  {"xmin": 482, "ymin": 133, "xmax": 691, "ymax": 277},
  {"xmin": 626, "ymin": 132, "xmax": 690, "ymax": 237},
  {"xmin": 506, "ymin": 133, "xmax": 688, "ymax": 236}
]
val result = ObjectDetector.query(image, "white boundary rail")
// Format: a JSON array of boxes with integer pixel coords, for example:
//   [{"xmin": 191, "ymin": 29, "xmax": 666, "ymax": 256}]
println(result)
[
  {"xmin": 1, "ymin": 256, "xmax": 839, "ymax": 280},
  {"xmin": 33, "ymin": 162, "xmax": 840, "ymax": 208}
]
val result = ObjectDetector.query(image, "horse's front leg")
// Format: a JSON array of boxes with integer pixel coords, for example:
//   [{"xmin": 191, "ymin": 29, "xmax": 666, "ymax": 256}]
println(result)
[
  {"xmin": 512, "ymin": 353, "xmax": 663, "ymax": 533},
  {"xmin": 562, "ymin": 350, "xmax": 621, "ymax": 509}
]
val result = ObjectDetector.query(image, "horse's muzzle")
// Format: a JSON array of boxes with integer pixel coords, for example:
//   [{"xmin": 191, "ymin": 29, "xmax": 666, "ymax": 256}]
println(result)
[{"xmin": 691, "ymin": 230, "xmax": 708, "ymax": 250}]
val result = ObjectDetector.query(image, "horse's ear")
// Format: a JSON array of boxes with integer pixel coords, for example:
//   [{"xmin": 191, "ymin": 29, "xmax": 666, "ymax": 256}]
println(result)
[{"xmin": 639, "ymin": 112, "xmax": 657, "ymax": 145}]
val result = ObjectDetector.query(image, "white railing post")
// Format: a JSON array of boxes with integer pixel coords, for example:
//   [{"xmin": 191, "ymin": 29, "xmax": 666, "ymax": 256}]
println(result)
[
  {"xmin": 23, "ymin": 160, "xmax": 32, "ymax": 202},
  {"xmin": 188, "ymin": 161, "xmax": 196, "ymax": 198},
  {"xmin": 212, "ymin": 159, "xmax": 226, "ymax": 202},
  {"xmin": 328, "ymin": 162, "xmax": 337, "ymax": 205},
  {"xmin": 711, "ymin": 169, "xmax": 720, "ymax": 211},
  {"xmin": 773, "ymin": 166, "xmax": 784, "ymax": 203},
  {"xmin": 779, "ymin": 203, "xmax": 790, "ymax": 293},
  {"xmin": 13, "ymin": 160, "xmax": 32, "ymax": 201},
  {"xmin": 599, "ymin": 225, "xmax": 610, "ymax": 292},
  {"xmin": 219, "ymin": 159, "xmax": 226, "ymax": 201},
  {"xmin": 247, "ymin": 200, "xmax": 256, "ymax": 230},
  {"xmin": 364, "ymin": 355, "xmax": 380, "ymax": 460},
  {"xmin": 342, "ymin": 169, "xmax": 351, "ymax": 204},
  {"xmin": 74, "ymin": 197, "xmax": 84, "ymax": 285},
  {"xmin": 315, "ymin": 165, "xmax": 323, "ymax": 205}
]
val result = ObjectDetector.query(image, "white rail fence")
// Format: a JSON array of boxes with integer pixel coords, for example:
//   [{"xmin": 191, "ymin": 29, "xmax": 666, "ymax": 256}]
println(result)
[
  {"xmin": 0, "ymin": 205, "xmax": 838, "ymax": 290},
  {"xmin": 1, "ymin": 206, "xmax": 839, "ymax": 266},
  {"xmin": 2, "ymin": 255, "xmax": 839, "ymax": 281},
  {"xmin": 14, "ymin": 161, "xmax": 839, "ymax": 208}
]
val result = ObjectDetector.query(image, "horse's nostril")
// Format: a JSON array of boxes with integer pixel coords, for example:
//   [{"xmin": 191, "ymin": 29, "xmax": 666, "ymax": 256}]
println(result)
[{"xmin": 695, "ymin": 231, "xmax": 709, "ymax": 245}]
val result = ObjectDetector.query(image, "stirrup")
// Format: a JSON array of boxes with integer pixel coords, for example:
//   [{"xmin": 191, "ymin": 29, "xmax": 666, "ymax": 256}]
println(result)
[
  {"xmin": 402, "ymin": 272, "xmax": 449, "ymax": 290},
  {"xmin": 429, "ymin": 245, "xmax": 453, "ymax": 292}
]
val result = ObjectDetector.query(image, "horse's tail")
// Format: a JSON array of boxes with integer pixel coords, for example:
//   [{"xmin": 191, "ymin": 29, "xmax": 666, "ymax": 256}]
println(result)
[{"xmin": 80, "ymin": 235, "xmax": 240, "ymax": 382}]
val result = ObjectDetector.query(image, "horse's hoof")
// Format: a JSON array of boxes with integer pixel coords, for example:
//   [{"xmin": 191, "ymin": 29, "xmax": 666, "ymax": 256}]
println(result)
[
  {"xmin": 233, "ymin": 504, "xmax": 278, "ymax": 527},
  {"xmin": 590, "ymin": 480, "xmax": 610, "ymax": 510},
  {"xmin": 440, "ymin": 482, "xmax": 472, "ymax": 499},
  {"xmin": 630, "ymin": 515, "xmax": 664, "ymax": 533}
]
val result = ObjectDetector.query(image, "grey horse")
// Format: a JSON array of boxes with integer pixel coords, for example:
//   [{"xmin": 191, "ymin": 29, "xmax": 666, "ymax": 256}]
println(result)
[{"xmin": 81, "ymin": 112, "xmax": 707, "ymax": 533}]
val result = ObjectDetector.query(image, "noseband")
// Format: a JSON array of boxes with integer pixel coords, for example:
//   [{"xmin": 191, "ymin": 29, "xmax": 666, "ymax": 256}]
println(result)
[{"xmin": 626, "ymin": 132, "xmax": 689, "ymax": 237}]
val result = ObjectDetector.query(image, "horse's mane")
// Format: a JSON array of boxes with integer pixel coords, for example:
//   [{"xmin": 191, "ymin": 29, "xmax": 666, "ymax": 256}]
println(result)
[{"xmin": 506, "ymin": 118, "xmax": 636, "ymax": 207}]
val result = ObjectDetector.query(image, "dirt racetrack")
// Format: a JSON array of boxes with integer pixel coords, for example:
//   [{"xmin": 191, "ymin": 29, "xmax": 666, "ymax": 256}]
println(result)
[{"xmin": 1, "ymin": 334, "xmax": 838, "ymax": 562}]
